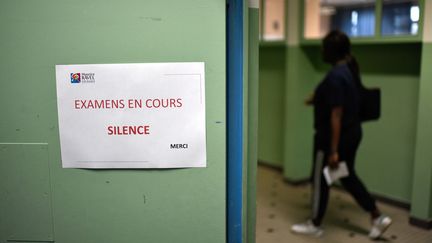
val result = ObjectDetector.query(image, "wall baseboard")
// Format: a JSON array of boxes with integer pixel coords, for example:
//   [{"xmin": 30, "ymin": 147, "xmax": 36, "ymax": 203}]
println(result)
[
  {"xmin": 283, "ymin": 177, "xmax": 310, "ymax": 186},
  {"xmin": 409, "ymin": 217, "xmax": 432, "ymax": 229},
  {"xmin": 258, "ymin": 160, "xmax": 283, "ymax": 171},
  {"xmin": 372, "ymin": 193, "xmax": 410, "ymax": 210},
  {"xmin": 258, "ymin": 160, "xmax": 310, "ymax": 185}
]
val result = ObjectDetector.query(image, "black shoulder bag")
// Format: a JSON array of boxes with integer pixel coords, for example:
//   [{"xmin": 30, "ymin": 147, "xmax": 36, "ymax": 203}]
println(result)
[{"xmin": 359, "ymin": 86, "xmax": 381, "ymax": 122}]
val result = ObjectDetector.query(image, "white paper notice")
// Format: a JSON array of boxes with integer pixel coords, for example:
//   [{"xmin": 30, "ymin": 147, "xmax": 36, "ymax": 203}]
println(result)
[{"xmin": 55, "ymin": 63, "xmax": 206, "ymax": 168}]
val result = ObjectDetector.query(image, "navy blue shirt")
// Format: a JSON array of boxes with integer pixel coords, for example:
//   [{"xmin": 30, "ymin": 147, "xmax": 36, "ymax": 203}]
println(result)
[{"xmin": 313, "ymin": 63, "xmax": 361, "ymax": 142}]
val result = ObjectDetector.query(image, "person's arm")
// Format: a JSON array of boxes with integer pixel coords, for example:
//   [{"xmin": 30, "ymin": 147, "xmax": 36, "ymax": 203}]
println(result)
[{"xmin": 329, "ymin": 106, "xmax": 343, "ymax": 168}]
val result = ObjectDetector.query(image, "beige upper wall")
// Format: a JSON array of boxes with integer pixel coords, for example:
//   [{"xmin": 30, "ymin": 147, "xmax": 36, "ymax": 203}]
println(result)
[
  {"xmin": 424, "ymin": 0, "xmax": 432, "ymax": 42},
  {"xmin": 287, "ymin": 0, "xmax": 300, "ymax": 45},
  {"xmin": 250, "ymin": 0, "xmax": 259, "ymax": 9},
  {"xmin": 264, "ymin": 0, "xmax": 286, "ymax": 40},
  {"xmin": 304, "ymin": 0, "xmax": 321, "ymax": 39}
]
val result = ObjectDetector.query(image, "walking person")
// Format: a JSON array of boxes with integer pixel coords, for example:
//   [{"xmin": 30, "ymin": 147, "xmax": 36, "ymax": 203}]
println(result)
[{"xmin": 291, "ymin": 30, "xmax": 392, "ymax": 239}]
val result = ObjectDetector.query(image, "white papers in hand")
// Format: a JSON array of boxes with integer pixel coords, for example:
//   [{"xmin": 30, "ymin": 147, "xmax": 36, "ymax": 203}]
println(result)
[{"xmin": 323, "ymin": 162, "xmax": 349, "ymax": 185}]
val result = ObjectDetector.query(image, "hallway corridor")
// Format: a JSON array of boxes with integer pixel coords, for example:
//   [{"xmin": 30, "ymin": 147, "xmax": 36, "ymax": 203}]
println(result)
[{"xmin": 256, "ymin": 165, "xmax": 432, "ymax": 243}]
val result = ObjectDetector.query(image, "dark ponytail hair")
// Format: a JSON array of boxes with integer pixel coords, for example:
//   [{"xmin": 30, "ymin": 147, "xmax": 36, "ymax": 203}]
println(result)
[
  {"xmin": 323, "ymin": 30, "xmax": 363, "ymax": 88},
  {"xmin": 346, "ymin": 54, "xmax": 362, "ymax": 88}
]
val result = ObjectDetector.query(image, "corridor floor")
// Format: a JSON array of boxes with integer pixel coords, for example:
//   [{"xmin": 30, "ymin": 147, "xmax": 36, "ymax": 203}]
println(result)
[{"xmin": 256, "ymin": 165, "xmax": 432, "ymax": 243}]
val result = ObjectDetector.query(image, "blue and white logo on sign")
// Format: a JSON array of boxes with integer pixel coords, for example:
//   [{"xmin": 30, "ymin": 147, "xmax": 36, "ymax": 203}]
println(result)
[{"xmin": 70, "ymin": 73, "xmax": 81, "ymax": 83}]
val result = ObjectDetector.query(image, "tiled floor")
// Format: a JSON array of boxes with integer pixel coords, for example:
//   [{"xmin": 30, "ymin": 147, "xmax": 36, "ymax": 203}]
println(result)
[{"xmin": 256, "ymin": 165, "xmax": 432, "ymax": 243}]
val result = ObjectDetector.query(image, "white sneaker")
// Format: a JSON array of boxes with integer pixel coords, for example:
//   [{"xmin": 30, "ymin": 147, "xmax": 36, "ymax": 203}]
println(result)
[
  {"xmin": 369, "ymin": 215, "xmax": 392, "ymax": 239},
  {"xmin": 291, "ymin": 220, "xmax": 324, "ymax": 237}
]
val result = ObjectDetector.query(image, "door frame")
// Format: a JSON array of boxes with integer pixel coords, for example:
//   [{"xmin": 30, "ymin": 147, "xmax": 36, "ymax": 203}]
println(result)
[{"xmin": 227, "ymin": 0, "xmax": 245, "ymax": 242}]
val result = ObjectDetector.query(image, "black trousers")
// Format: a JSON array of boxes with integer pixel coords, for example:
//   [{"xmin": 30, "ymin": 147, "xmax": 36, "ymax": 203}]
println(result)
[{"xmin": 311, "ymin": 128, "xmax": 377, "ymax": 226}]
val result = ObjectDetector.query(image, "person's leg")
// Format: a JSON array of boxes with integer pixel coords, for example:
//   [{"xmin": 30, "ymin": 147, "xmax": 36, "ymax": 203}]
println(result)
[
  {"xmin": 341, "ymin": 158, "xmax": 392, "ymax": 239},
  {"xmin": 291, "ymin": 136, "xmax": 328, "ymax": 236},
  {"xmin": 339, "ymin": 131, "xmax": 392, "ymax": 239},
  {"xmin": 340, "ymin": 170, "xmax": 377, "ymax": 213},
  {"xmin": 311, "ymin": 149, "xmax": 330, "ymax": 226},
  {"xmin": 339, "ymin": 134, "xmax": 377, "ymax": 214}
]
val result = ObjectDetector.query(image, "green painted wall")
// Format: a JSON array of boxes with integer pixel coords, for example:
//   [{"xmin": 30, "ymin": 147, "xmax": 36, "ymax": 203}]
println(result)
[
  {"xmin": 411, "ymin": 43, "xmax": 432, "ymax": 220},
  {"xmin": 283, "ymin": 46, "xmax": 321, "ymax": 181},
  {"xmin": 260, "ymin": 43, "xmax": 421, "ymax": 202},
  {"xmin": 0, "ymin": 1, "xmax": 226, "ymax": 242},
  {"xmin": 258, "ymin": 46, "xmax": 286, "ymax": 167},
  {"xmin": 357, "ymin": 72, "xmax": 419, "ymax": 203}
]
